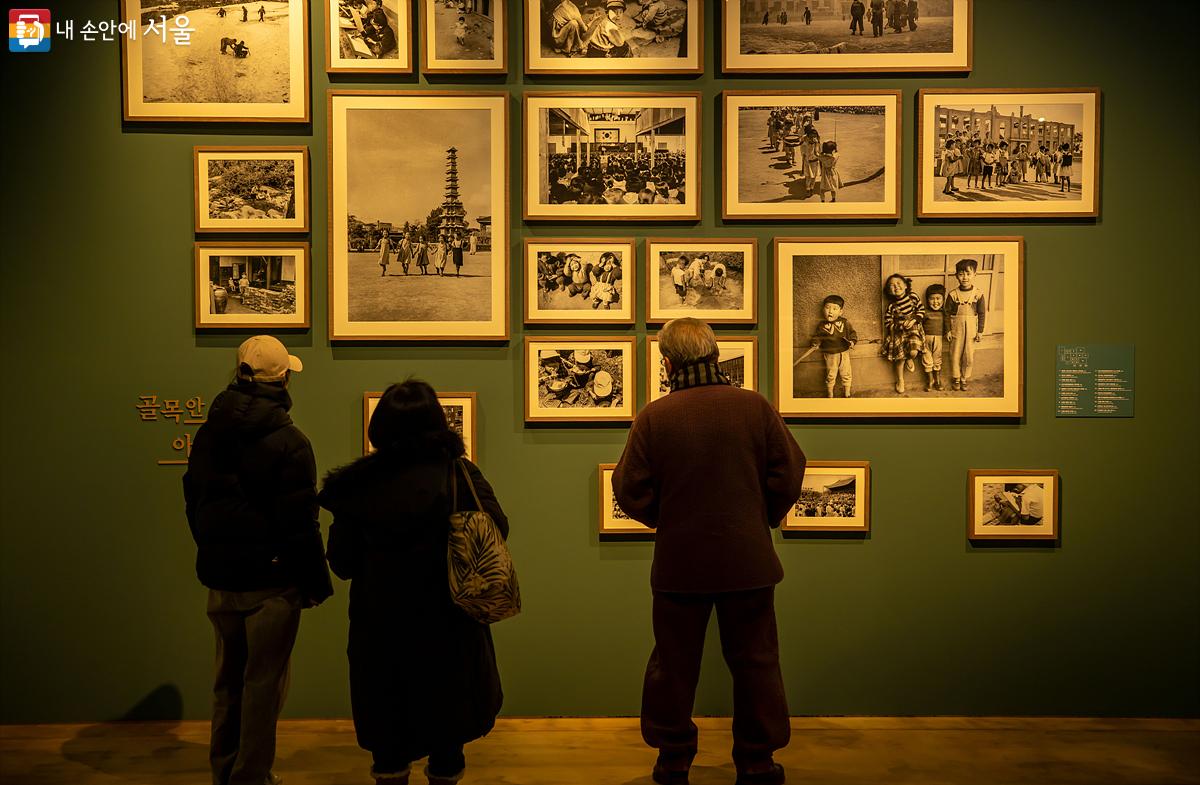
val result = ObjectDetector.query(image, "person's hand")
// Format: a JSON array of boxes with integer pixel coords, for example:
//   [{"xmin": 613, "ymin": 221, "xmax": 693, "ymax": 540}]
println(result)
[
  {"xmin": 947, "ymin": 332, "xmax": 954, "ymax": 342},
  {"xmin": 974, "ymin": 333, "xmax": 982, "ymax": 343}
]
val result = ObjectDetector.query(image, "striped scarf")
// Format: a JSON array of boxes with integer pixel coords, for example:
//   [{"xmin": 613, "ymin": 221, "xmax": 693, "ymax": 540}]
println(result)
[{"xmin": 669, "ymin": 361, "xmax": 732, "ymax": 392}]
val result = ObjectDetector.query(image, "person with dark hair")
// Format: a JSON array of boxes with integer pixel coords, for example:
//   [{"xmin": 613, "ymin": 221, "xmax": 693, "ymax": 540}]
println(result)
[
  {"xmin": 319, "ymin": 380, "xmax": 509, "ymax": 785},
  {"xmin": 849, "ymin": 0, "xmax": 865, "ymax": 34}
]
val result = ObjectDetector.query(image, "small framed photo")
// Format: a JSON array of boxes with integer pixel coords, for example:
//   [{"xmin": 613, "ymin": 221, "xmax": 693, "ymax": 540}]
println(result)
[
  {"xmin": 647, "ymin": 336, "xmax": 757, "ymax": 404},
  {"xmin": 524, "ymin": 337, "xmax": 637, "ymax": 423},
  {"xmin": 722, "ymin": 90, "xmax": 901, "ymax": 221},
  {"xmin": 420, "ymin": 0, "xmax": 507, "ymax": 73},
  {"xmin": 120, "ymin": 0, "xmax": 310, "ymax": 123},
  {"xmin": 524, "ymin": 0, "xmax": 702, "ymax": 75},
  {"xmin": 722, "ymin": 0, "xmax": 972, "ymax": 75},
  {"xmin": 194, "ymin": 241, "xmax": 310, "ymax": 329},
  {"xmin": 194, "ymin": 146, "xmax": 310, "ymax": 233},
  {"xmin": 524, "ymin": 238, "xmax": 636, "ymax": 325},
  {"xmin": 325, "ymin": 0, "xmax": 412, "ymax": 73},
  {"xmin": 598, "ymin": 463, "xmax": 654, "ymax": 537},
  {"xmin": 363, "ymin": 390, "xmax": 477, "ymax": 460},
  {"xmin": 523, "ymin": 92, "xmax": 702, "ymax": 222},
  {"xmin": 645, "ymin": 238, "xmax": 757, "ymax": 324},
  {"xmin": 968, "ymin": 470, "xmax": 1059, "ymax": 541},
  {"xmin": 917, "ymin": 88, "xmax": 1100, "ymax": 219},
  {"xmin": 781, "ymin": 461, "xmax": 870, "ymax": 533}
]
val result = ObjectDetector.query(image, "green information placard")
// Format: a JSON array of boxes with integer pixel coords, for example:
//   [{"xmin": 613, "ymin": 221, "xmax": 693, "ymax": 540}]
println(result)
[{"xmin": 1056, "ymin": 345, "xmax": 1136, "ymax": 418}]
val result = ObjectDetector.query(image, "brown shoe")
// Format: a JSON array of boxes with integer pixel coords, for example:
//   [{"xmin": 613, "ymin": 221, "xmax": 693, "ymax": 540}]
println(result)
[{"xmin": 735, "ymin": 762, "xmax": 785, "ymax": 785}]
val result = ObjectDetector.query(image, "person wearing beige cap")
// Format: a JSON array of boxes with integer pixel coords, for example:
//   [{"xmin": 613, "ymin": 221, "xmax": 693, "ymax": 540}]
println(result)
[{"xmin": 184, "ymin": 335, "xmax": 333, "ymax": 785}]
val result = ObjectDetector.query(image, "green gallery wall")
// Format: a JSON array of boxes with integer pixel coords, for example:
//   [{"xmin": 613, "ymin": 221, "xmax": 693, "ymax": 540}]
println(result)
[{"xmin": 2, "ymin": 1, "xmax": 1197, "ymax": 725}]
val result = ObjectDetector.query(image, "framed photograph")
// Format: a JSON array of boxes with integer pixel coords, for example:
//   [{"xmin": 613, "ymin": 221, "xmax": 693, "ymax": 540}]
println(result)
[
  {"xmin": 523, "ymin": 92, "xmax": 702, "ymax": 222},
  {"xmin": 524, "ymin": 0, "xmax": 702, "ymax": 75},
  {"xmin": 420, "ymin": 0, "xmax": 507, "ymax": 73},
  {"xmin": 325, "ymin": 0, "xmax": 412, "ymax": 73},
  {"xmin": 363, "ymin": 391, "xmax": 477, "ymax": 459},
  {"xmin": 646, "ymin": 238, "xmax": 757, "ymax": 324},
  {"xmin": 598, "ymin": 463, "xmax": 654, "ymax": 536},
  {"xmin": 194, "ymin": 241, "xmax": 310, "ymax": 329},
  {"xmin": 120, "ymin": 0, "xmax": 310, "ymax": 122},
  {"xmin": 722, "ymin": 0, "xmax": 972, "ymax": 74},
  {"xmin": 773, "ymin": 237, "xmax": 1023, "ymax": 419},
  {"xmin": 917, "ymin": 88, "xmax": 1100, "ymax": 219},
  {"xmin": 524, "ymin": 238, "xmax": 636, "ymax": 325},
  {"xmin": 781, "ymin": 461, "xmax": 870, "ymax": 533},
  {"xmin": 328, "ymin": 91, "xmax": 509, "ymax": 341},
  {"xmin": 524, "ymin": 337, "xmax": 637, "ymax": 423},
  {"xmin": 194, "ymin": 146, "xmax": 309, "ymax": 233},
  {"xmin": 722, "ymin": 90, "xmax": 901, "ymax": 220},
  {"xmin": 647, "ymin": 336, "xmax": 757, "ymax": 403},
  {"xmin": 968, "ymin": 469, "xmax": 1059, "ymax": 541}
]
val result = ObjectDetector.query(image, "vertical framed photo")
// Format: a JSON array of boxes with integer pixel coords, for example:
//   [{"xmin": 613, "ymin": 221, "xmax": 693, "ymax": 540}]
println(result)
[
  {"xmin": 773, "ymin": 237, "xmax": 1023, "ymax": 419},
  {"xmin": 523, "ymin": 92, "xmax": 702, "ymax": 222},
  {"xmin": 194, "ymin": 241, "xmax": 310, "ymax": 329},
  {"xmin": 524, "ymin": 337, "xmax": 637, "ymax": 423},
  {"xmin": 917, "ymin": 88, "xmax": 1100, "ymax": 219},
  {"xmin": 328, "ymin": 91, "xmax": 509, "ymax": 341},
  {"xmin": 722, "ymin": 90, "xmax": 901, "ymax": 220},
  {"xmin": 120, "ymin": 0, "xmax": 310, "ymax": 122},
  {"xmin": 524, "ymin": 0, "xmax": 702, "ymax": 75},
  {"xmin": 781, "ymin": 461, "xmax": 870, "ymax": 533},
  {"xmin": 722, "ymin": 0, "xmax": 972, "ymax": 75},
  {"xmin": 645, "ymin": 238, "xmax": 757, "ymax": 324},
  {"xmin": 968, "ymin": 469, "xmax": 1059, "ymax": 541},
  {"xmin": 524, "ymin": 238, "xmax": 636, "ymax": 325},
  {"xmin": 598, "ymin": 463, "xmax": 654, "ymax": 536},
  {"xmin": 420, "ymin": 0, "xmax": 507, "ymax": 73},
  {"xmin": 363, "ymin": 390, "xmax": 478, "ymax": 460},
  {"xmin": 194, "ymin": 146, "xmax": 309, "ymax": 233},
  {"xmin": 325, "ymin": 0, "xmax": 412, "ymax": 74},
  {"xmin": 647, "ymin": 335, "xmax": 757, "ymax": 404}
]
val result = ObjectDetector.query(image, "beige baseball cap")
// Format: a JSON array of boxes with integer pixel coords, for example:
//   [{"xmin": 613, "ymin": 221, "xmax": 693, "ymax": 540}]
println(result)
[{"xmin": 237, "ymin": 335, "xmax": 303, "ymax": 382}]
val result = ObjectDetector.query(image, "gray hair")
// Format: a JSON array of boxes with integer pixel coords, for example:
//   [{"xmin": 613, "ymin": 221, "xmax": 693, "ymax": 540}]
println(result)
[{"xmin": 658, "ymin": 318, "xmax": 719, "ymax": 368}]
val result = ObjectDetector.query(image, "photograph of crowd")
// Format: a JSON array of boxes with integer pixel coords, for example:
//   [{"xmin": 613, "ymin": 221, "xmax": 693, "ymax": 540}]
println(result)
[
  {"xmin": 969, "ymin": 470, "xmax": 1058, "ymax": 540},
  {"xmin": 525, "ymin": 240, "xmax": 635, "ymax": 323},
  {"xmin": 328, "ymin": 0, "xmax": 410, "ymax": 72},
  {"xmin": 422, "ymin": 0, "xmax": 505, "ymax": 72},
  {"xmin": 195, "ymin": 147, "xmax": 307, "ymax": 232},
  {"xmin": 194, "ymin": 242, "xmax": 309, "ymax": 328},
  {"xmin": 781, "ymin": 462, "xmax": 870, "ymax": 531},
  {"xmin": 793, "ymin": 477, "xmax": 856, "ymax": 518},
  {"xmin": 598, "ymin": 464, "xmax": 653, "ymax": 535},
  {"xmin": 525, "ymin": 339, "xmax": 636, "ymax": 422},
  {"xmin": 648, "ymin": 337, "xmax": 756, "ymax": 403},
  {"xmin": 647, "ymin": 240, "xmax": 756, "ymax": 323},
  {"xmin": 364, "ymin": 392, "xmax": 476, "ymax": 459},
  {"xmin": 527, "ymin": 0, "xmax": 700, "ymax": 73}
]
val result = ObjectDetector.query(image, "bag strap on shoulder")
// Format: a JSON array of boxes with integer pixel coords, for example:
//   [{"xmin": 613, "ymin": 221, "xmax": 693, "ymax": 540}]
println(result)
[{"xmin": 449, "ymin": 457, "xmax": 484, "ymax": 513}]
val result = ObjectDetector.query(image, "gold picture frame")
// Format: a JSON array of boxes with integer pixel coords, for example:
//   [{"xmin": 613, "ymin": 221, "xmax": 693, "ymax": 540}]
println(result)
[
  {"xmin": 194, "ymin": 241, "xmax": 311, "ymax": 329},
  {"xmin": 598, "ymin": 463, "xmax": 654, "ymax": 537},
  {"xmin": 523, "ymin": 237, "xmax": 637, "ymax": 325},
  {"xmin": 524, "ymin": 336, "xmax": 638, "ymax": 423},
  {"xmin": 194, "ymin": 146, "xmax": 310, "ymax": 234},
  {"xmin": 968, "ymin": 469, "xmax": 1060, "ymax": 541},
  {"xmin": 645, "ymin": 238, "xmax": 757, "ymax": 324},
  {"xmin": 419, "ymin": 0, "xmax": 507, "ymax": 74},
  {"xmin": 646, "ymin": 335, "xmax": 758, "ymax": 404},
  {"xmin": 325, "ymin": 0, "xmax": 413, "ymax": 74},
  {"xmin": 781, "ymin": 461, "xmax": 870, "ymax": 533}
]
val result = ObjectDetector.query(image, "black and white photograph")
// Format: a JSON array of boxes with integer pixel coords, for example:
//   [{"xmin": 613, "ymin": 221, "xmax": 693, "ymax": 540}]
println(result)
[
  {"xmin": 329, "ymin": 92, "xmax": 509, "ymax": 341},
  {"xmin": 524, "ymin": 0, "xmax": 701, "ymax": 74},
  {"xmin": 524, "ymin": 93, "xmax": 701, "ymax": 221},
  {"xmin": 969, "ymin": 470, "xmax": 1059, "ymax": 540},
  {"xmin": 919, "ymin": 89, "xmax": 1100, "ymax": 218},
  {"xmin": 326, "ymin": 0, "xmax": 412, "ymax": 73},
  {"xmin": 598, "ymin": 463, "xmax": 653, "ymax": 535},
  {"xmin": 420, "ymin": 0, "xmax": 506, "ymax": 73},
  {"xmin": 364, "ymin": 391, "xmax": 477, "ymax": 458},
  {"xmin": 194, "ymin": 242, "xmax": 310, "ymax": 329},
  {"xmin": 722, "ymin": 91, "xmax": 900, "ymax": 220},
  {"xmin": 646, "ymin": 239, "xmax": 756, "ymax": 324},
  {"xmin": 121, "ymin": 0, "xmax": 310, "ymax": 122},
  {"xmin": 525, "ymin": 239, "xmax": 636, "ymax": 324},
  {"xmin": 774, "ymin": 237, "xmax": 1023, "ymax": 418},
  {"xmin": 781, "ymin": 461, "xmax": 870, "ymax": 532},
  {"xmin": 647, "ymin": 336, "xmax": 757, "ymax": 403},
  {"xmin": 524, "ymin": 338, "xmax": 636, "ymax": 422},
  {"xmin": 722, "ymin": 0, "xmax": 971, "ymax": 74},
  {"xmin": 194, "ymin": 146, "xmax": 308, "ymax": 232}
]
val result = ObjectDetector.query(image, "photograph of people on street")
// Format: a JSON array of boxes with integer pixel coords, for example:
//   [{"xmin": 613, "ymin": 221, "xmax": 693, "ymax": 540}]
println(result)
[
  {"xmin": 328, "ymin": 0, "xmax": 410, "ymax": 72},
  {"xmin": 527, "ymin": 0, "xmax": 700, "ymax": 73},
  {"xmin": 781, "ymin": 462, "xmax": 870, "ymax": 531},
  {"xmin": 525, "ymin": 240, "xmax": 635, "ymax": 324},
  {"xmin": 647, "ymin": 240, "xmax": 756, "ymax": 323},
  {"xmin": 422, "ymin": 0, "xmax": 505, "ymax": 71}
]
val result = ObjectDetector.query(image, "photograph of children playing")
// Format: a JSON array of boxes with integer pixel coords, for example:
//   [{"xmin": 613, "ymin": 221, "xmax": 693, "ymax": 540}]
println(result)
[
  {"xmin": 536, "ymin": 349, "xmax": 625, "ymax": 409},
  {"xmin": 980, "ymin": 482, "xmax": 1046, "ymax": 527},
  {"xmin": 430, "ymin": 0, "xmax": 495, "ymax": 61},
  {"xmin": 792, "ymin": 475, "xmax": 857, "ymax": 518},
  {"xmin": 539, "ymin": 0, "xmax": 688, "ymax": 59},
  {"xmin": 655, "ymin": 250, "xmax": 746, "ymax": 313},
  {"xmin": 736, "ymin": 0, "xmax": 954, "ymax": 56},
  {"xmin": 535, "ymin": 249, "xmax": 624, "ymax": 312},
  {"xmin": 335, "ymin": 0, "xmax": 402, "ymax": 60}
]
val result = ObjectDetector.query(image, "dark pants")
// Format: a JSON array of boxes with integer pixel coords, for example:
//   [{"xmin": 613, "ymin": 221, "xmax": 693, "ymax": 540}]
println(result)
[
  {"xmin": 641, "ymin": 587, "xmax": 789, "ymax": 773},
  {"xmin": 207, "ymin": 588, "xmax": 301, "ymax": 785},
  {"xmin": 850, "ymin": 16, "xmax": 864, "ymax": 33},
  {"xmin": 373, "ymin": 746, "xmax": 466, "ymax": 778}
]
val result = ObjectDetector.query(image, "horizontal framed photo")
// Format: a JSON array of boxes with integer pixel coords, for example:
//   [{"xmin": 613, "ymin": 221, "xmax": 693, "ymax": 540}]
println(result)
[
  {"xmin": 525, "ymin": 0, "xmax": 702, "ymax": 75},
  {"xmin": 722, "ymin": 90, "xmax": 901, "ymax": 220},
  {"xmin": 647, "ymin": 335, "xmax": 757, "ymax": 404},
  {"xmin": 328, "ymin": 91, "xmax": 509, "ymax": 341},
  {"xmin": 363, "ymin": 391, "xmax": 477, "ymax": 460},
  {"xmin": 781, "ymin": 461, "xmax": 870, "ymax": 533},
  {"xmin": 968, "ymin": 469, "xmax": 1059, "ymax": 541},
  {"xmin": 524, "ymin": 337, "xmax": 637, "ymax": 423},
  {"xmin": 326, "ymin": 0, "xmax": 412, "ymax": 73},
  {"xmin": 194, "ymin": 146, "xmax": 309, "ymax": 233},
  {"xmin": 646, "ymin": 238, "xmax": 757, "ymax": 324},
  {"xmin": 598, "ymin": 463, "xmax": 654, "ymax": 537},
  {"xmin": 523, "ymin": 92, "xmax": 702, "ymax": 222},
  {"xmin": 121, "ymin": 0, "xmax": 310, "ymax": 122},
  {"xmin": 773, "ymin": 237, "xmax": 1023, "ymax": 419},
  {"xmin": 420, "ymin": 0, "xmax": 507, "ymax": 73},
  {"xmin": 524, "ymin": 238, "xmax": 636, "ymax": 325},
  {"xmin": 722, "ymin": 0, "xmax": 972, "ymax": 74},
  {"xmin": 194, "ymin": 241, "xmax": 310, "ymax": 329},
  {"xmin": 918, "ymin": 88, "xmax": 1100, "ymax": 219}
]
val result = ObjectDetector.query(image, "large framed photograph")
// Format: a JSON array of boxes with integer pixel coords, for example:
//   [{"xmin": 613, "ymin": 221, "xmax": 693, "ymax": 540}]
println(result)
[
  {"xmin": 647, "ymin": 336, "xmax": 757, "ymax": 404},
  {"xmin": 968, "ymin": 469, "xmax": 1059, "ymax": 541},
  {"xmin": 363, "ymin": 391, "xmax": 477, "ymax": 460},
  {"xmin": 120, "ymin": 0, "xmax": 310, "ymax": 122},
  {"xmin": 722, "ymin": 0, "xmax": 972, "ymax": 74},
  {"xmin": 329, "ymin": 92, "xmax": 509, "ymax": 341},
  {"xmin": 774, "ymin": 237, "xmax": 1023, "ymax": 419},
  {"xmin": 524, "ymin": 238, "xmax": 636, "ymax": 325},
  {"xmin": 194, "ymin": 146, "xmax": 309, "ymax": 233},
  {"xmin": 598, "ymin": 463, "xmax": 653, "ymax": 536},
  {"xmin": 420, "ymin": 0, "xmax": 507, "ymax": 73},
  {"xmin": 524, "ymin": 0, "xmax": 702, "ymax": 75},
  {"xmin": 722, "ymin": 90, "xmax": 901, "ymax": 220},
  {"xmin": 646, "ymin": 238, "xmax": 756, "ymax": 324},
  {"xmin": 524, "ymin": 337, "xmax": 637, "ymax": 423},
  {"xmin": 917, "ymin": 88, "xmax": 1100, "ymax": 219},
  {"xmin": 194, "ymin": 241, "xmax": 310, "ymax": 329},
  {"xmin": 523, "ymin": 92, "xmax": 702, "ymax": 222},
  {"xmin": 325, "ymin": 0, "xmax": 412, "ymax": 73},
  {"xmin": 781, "ymin": 461, "xmax": 870, "ymax": 533}
]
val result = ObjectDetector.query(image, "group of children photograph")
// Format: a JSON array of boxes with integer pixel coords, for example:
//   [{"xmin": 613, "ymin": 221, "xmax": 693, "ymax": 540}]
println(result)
[
  {"xmin": 546, "ymin": 0, "xmax": 684, "ymax": 59},
  {"xmin": 536, "ymin": 250, "xmax": 624, "ymax": 310},
  {"xmin": 938, "ymin": 133, "xmax": 1076, "ymax": 195},
  {"xmin": 375, "ymin": 230, "xmax": 478, "ymax": 278},
  {"xmin": 545, "ymin": 150, "xmax": 687, "ymax": 206},
  {"xmin": 764, "ymin": 106, "xmax": 842, "ymax": 202},
  {"xmin": 666, "ymin": 253, "xmax": 731, "ymax": 304}
]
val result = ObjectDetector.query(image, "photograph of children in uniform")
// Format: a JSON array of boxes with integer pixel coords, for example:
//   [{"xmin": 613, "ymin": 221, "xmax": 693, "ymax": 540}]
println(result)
[
  {"xmin": 195, "ymin": 147, "xmax": 306, "ymax": 232},
  {"xmin": 527, "ymin": 0, "xmax": 700, "ymax": 73},
  {"xmin": 647, "ymin": 241, "xmax": 755, "ymax": 323},
  {"xmin": 969, "ymin": 471, "xmax": 1057, "ymax": 539},
  {"xmin": 421, "ymin": 0, "xmax": 505, "ymax": 71},
  {"xmin": 648, "ymin": 337, "xmax": 756, "ymax": 402},
  {"xmin": 195, "ymin": 243, "xmax": 309, "ymax": 328},
  {"xmin": 329, "ymin": 0, "xmax": 410, "ymax": 71},
  {"xmin": 525, "ymin": 241, "xmax": 634, "ymax": 323},
  {"xmin": 781, "ymin": 462, "xmax": 870, "ymax": 531}
]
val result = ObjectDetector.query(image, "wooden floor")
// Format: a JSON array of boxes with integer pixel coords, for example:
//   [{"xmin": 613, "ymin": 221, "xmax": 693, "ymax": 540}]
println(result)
[{"xmin": 1, "ymin": 717, "xmax": 1198, "ymax": 785}]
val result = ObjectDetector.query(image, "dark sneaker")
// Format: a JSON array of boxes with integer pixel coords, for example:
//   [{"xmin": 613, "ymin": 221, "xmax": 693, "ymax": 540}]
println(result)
[{"xmin": 735, "ymin": 762, "xmax": 786, "ymax": 785}]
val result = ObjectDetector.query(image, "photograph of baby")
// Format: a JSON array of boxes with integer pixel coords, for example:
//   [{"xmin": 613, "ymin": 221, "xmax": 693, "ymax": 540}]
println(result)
[
  {"xmin": 647, "ymin": 240, "xmax": 756, "ymax": 323},
  {"xmin": 525, "ymin": 240, "xmax": 634, "ymax": 324},
  {"xmin": 422, "ymin": 0, "xmax": 505, "ymax": 72}
]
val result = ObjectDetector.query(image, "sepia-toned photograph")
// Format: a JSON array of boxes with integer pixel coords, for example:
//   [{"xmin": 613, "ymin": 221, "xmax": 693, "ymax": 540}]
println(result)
[
  {"xmin": 524, "ymin": 337, "xmax": 637, "ymax": 422},
  {"xmin": 646, "ymin": 239, "xmax": 756, "ymax": 324},
  {"xmin": 525, "ymin": 0, "xmax": 702, "ymax": 74},
  {"xmin": 194, "ymin": 146, "xmax": 308, "ymax": 232},
  {"xmin": 969, "ymin": 469, "xmax": 1059, "ymax": 541},
  {"xmin": 194, "ymin": 241, "xmax": 310, "ymax": 329},
  {"xmin": 647, "ymin": 336, "xmax": 757, "ymax": 403},
  {"xmin": 363, "ymin": 391, "xmax": 477, "ymax": 459},
  {"xmin": 598, "ymin": 463, "xmax": 654, "ymax": 536},
  {"xmin": 329, "ymin": 92, "xmax": 509, "ymax": 341},
  {"xmin": 420, "ymin": 0, "xmax": 506, "ymax": 73},
  {"xmin": 326, "ymin": 0, "xmax": 412, "ymax": 73},
  {"xmin": 524, "ymin": 239, "xmax": 636, "ymax": 324},
  {"xmin": 781, "ymin": 461, "xmax": 870, "ymax": 532}
]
